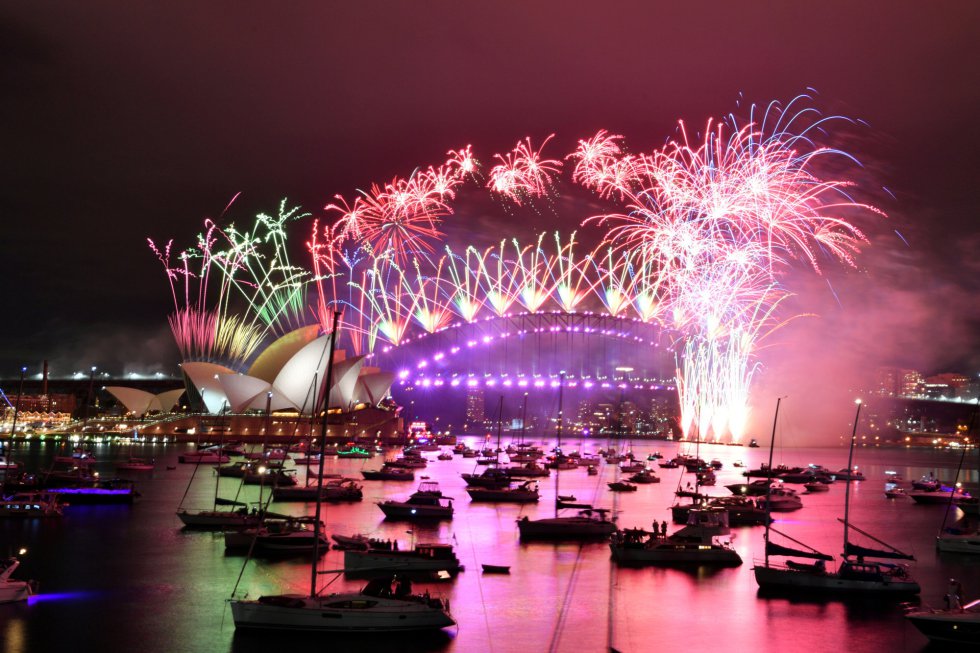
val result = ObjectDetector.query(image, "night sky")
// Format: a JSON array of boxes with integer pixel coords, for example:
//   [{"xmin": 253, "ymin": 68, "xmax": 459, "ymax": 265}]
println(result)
[{"xmin": 2, "ymin": 2, "xmax": 978, "ymax": 381}]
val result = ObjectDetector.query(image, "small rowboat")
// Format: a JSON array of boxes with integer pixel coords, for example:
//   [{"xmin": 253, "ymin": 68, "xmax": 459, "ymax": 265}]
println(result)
[{"xmin": 481, "ymin": 564, "xmax": 510, "ymax": 574}]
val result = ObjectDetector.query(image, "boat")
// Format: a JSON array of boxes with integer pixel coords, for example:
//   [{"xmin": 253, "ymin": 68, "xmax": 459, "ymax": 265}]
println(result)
[
  {"xmin": 607, "ymin": 481, "xmax": 637, "ymax": 492},
  {"xmin": 803, "ymin": 481, "xmax": 830, "ymax": 493},
  {"xmin": 0, "ymin": 555, "xmax": 36, "ymax": 604},
  {"xmin": 231, "ymin": 575, "xmax": 455, "ymax": 632},
  {"xmin": 377, "ymin": 481, "xmax": 453, "ymax": 520},
  {"xmin": 361, "ymin": 466, "xmax": 415, "ymax": 481},
  {"xmin": 117, "ymin": 457, "xmax": 155, "ymax": 471},
  {"xmin": 331, "ymin": 533, "xmax": 385, "ymax": 551},
  {"xmin": 671, "ymin": 495, "xmax": 770, "ymax": 526},
  {"xmin": 934, "ymin": 430, "xmax": 980, "ymax": 554},
  {"xmin": 587, "ymin": 465, "xmax": 598, "ymax": 476},
  {"xmin": 178, "ymin": 448, "xmax": 229, "ymax": 464},
  {"xmin": 908, "ymin": 487, "xmax": 973, "ymax": 505},
  {"xmin": 0, "ymin": 491, "xmax": 64, "ymax": 518},
  {"xmin": 834, "ymin": 467, "xmax": 865, "ymax": 481},
  {"xmin": 466, "ymin": 480, "xmax": 539, "ymax": 503},
  {"xmin": 756, "ymin": 486, "xmax": 803, "ymax": 512},
  {"xmin": 336, "ymin": 446, "xmax": 373, "ymax": 459},
  {"xmin": 234, "ymin": 520, "xmax": 330, "ymax": 556},
  {"xmin": 481, "ymin": 564, "xmax": 510, "ymax": 574},
  {"xmin": 905, "ymin": 588, "xmax": 980, "ymax": 645},
  {"xmin": 437, "ymin": 451, "xmax": 453, "ymax": 461},
  {"xmin": 273, "ymin": 478, "xmax": 363, "ymax": 503},
  {"xmin": 610, "ymin": 508, "xmax": 742, "ymax": 567},
  {"xmin": 343, "ymin": 541, "xmax": 463, "ymax": 578},
  {"xmin": 726, "ymin": 479, "xmax": 780, "ymax": 496},
  {"xmin": 504, "ymin": 462, "xmax": 550, "ymax": 478},
  {"xmin": 178, "ymin": 502, "xmax": 264, "ymax": 529},
  {"xmin": 230, "ymin": 314, "xmax": 454, "ymax": 633},
  {"xmin": 627, "ymin": 469, "xmax": 659, "ymax": 484},
  {"xmin": 911, "ymin": 474, "xmax": 942, "ymax": 491},
  {"xmin": 461, "ymin": 466, "xmax": 511, "ymax": 488},
  {"xmin": 45, "ymin": 477, "xmax": 138, "ymax": 504},
  {"xmin": 516, "ymin": 374, "xmax": 616, "ymax": 541},
  {"xmin": 657, "ymin": 459, "xmax": 680, "ymax": 469},
  {"xmin": 733, "ymin": 460, "xmax": 745, "ymax": 468},
  {"xmin": 754, "ymin": 399, "xmax": 920, "ymax": 597},
  {"xmin": 243, "ymin": 466, "xmax": 297, "ymax": 487},
  {"xmin": 885, "ymin": 487, "xmax": 908, "ymax": 499}
]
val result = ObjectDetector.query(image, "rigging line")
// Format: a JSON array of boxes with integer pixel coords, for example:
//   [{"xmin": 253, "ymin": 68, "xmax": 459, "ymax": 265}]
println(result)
[
  {"xmin": 466, "ymin": 518, "xmax": 495, "ymax": 653},
  {"xmin": 548, "ymin": 542, "xmax": 587, "ymax": 653}
]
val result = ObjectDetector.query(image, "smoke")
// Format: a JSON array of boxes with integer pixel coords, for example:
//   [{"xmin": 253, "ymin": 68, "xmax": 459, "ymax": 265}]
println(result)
[
  {"xmin": 748, "ymin": 216, "xmax": 980, "ymax": 446},
  {"xmin": 35, "ymin": 321, "xmax": 180, "ymax": 377}
]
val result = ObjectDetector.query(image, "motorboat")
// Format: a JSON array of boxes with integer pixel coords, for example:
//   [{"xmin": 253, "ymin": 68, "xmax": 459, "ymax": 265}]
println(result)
[
  {"xmin": 243, "ymin": 466, "xmax": 297, "ymax": 487},
  {"xmin": 361, "ymin": 466, "xmax": 415, "ymax": 481},
  {"xmin": 911, "ymin": 475, "xmax": 942, "ymax": 491},
  {"xmin": 756, "ymin": 487, "xmax": 803, "ymax": 512},
  {"xmin": 343, "ymin": 541, "xmax": 463, "ymax": 578},
  {"xmin": 377, "ymin": 481, "xmax": 453, "ymax": 520},
  {"xmin": 607, "ymin": 481, "xmax": 637, "ymax": 492},
  {"xmin": 906, "ymin": 597, "xmax": 980, "ymax": 644},
  {"xmin": 437, "ymin": 451, "xmax": 454, "ymax": 461},
  {"xmin": 936, "ymin": 526, "xmax": 980, "ymax": 554},
  {"xmin": 466, "ymin": 480, "xmax": 539, "ymax": 503},
  {"xmin": 331, "ymin": 533, "xmax": 385, "ymax": 551},
  {"xmin": 908, "ymin": 487, "xmax": 972, "ymax": 505},
  {"xmin": 885, "ymin": 487, "xmax": 908, "ymax": 499},
  {"xmin": 461, "ymin": 466, "xmax": 511, "ymax": 488},
  {"xmin": 504, "ymin": 462, "xmax": 550, "ymax": 478},
  {"xmin": 619, "ymin": 461, "xmax": 646, "ymax": 474},
  {"xmin": 742, "ymin": 464, "xmax": 803, "ymax": 478},
  {"xmin": 517, "ymin": 508, "xmax": 616, "ymax": 540},
  {"xmin": 272, "ymin": 478, "xmax": 363, "ymax": 502},
  {"xmin": 627, "ymin": 469, "xmax": 660, "ymax": 484},
  {"xmin": 657, "ymin": 459, "xmax": 680, "ymax": 469},
  {"xmin": 244, "ymin": 447, "xmax": 289, "ymax": 461},
  {"xmin": 803, "ymin": 481, "xmax": 830, "ymax": 493},
  {"xmin": 671, "ymin": 495, "xmax": 770, "ymax": 526},
  {"xmin": 337, "ymin": 446, "xmax": 373, "ymax": 459},
  {"xmin": 0, "ymin": 491, "xmax": 64, "ymax": 518},
  {"xmin": 610, "ymin": 508, "xmax": 741, "ymax": 567},
  {"xmin": 226, "ymin": 518, "xmax": 329, "ymax": 555},
  {"xmin": 230, "ymin": 576, "xmax": 455, "ymax": 632},
  {"xmin": 0, "ymin": 556, "xmax": 36, "ymax": 604},
  {"xmin": 726, "ymin": 479, "xmax": 779, "ymax": 496},
  {"xmin": 834, "ymin": 467, "xmax": 865, "ymax": 481},
  {"xmin": 587, "ymin": 465, "xmax": 598, "ymax": 476},
  {"xmin": 116, "ymin": 457, "xmax": 155, "ymax": 471}
]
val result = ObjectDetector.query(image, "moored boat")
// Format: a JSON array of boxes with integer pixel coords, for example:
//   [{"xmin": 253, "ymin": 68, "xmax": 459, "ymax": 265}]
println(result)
[
  {"xmin": 0, "ymin": 556, "xmax": 36, "ymax": 604},
  {"xmin": 377, "ymin": 481, "xmax": 453, "ymax": 520}
]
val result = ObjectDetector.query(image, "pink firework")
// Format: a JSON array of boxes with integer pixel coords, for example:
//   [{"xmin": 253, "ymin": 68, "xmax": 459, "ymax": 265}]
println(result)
[{"xmin": 488, "ymin": 135, "xmax": 563, "ymax": 205}]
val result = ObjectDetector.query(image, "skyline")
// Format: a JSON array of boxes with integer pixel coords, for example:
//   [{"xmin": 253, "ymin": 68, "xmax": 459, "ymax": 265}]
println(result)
[{"xmin": 2, "ymin": 2, "xmax": 978, "ymax": 391}]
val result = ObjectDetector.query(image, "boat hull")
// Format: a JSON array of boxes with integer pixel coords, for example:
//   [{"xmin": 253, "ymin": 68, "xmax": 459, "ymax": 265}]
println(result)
[
  {"xmin": 177, "ymin": 510, "xmax": 258, "ymax": 529},
  {"xmin": 231, "ymin": 595, "xmax": 455, "ymax": 632},
  {"xmin": 610, "ymin": 543, "xmax": 742, "ymax": 566},
  {"xmin": 517, "ymin": 516, "xmax": 616, "ymax": 540},
  {"xmin": 343, "ymin": 550, "xmax": 462, "ymax": 577},
  {"xmin": 906, "ymin": 610, "xmax": 980, "ymax": 645},
  {"xmin": 377, "ymin": 504, "xmax": 453, "ymax": 520},
  {"xmin": 0, "ymin": 582, "xmax": 32, "ymax": 603},
  {"xmin": 935, "ymin": 534, "xmax": 980, "ymax": 554},
  {"xmin": 753, "ymin": 565, "xmax": 920, "ymax": 595}
]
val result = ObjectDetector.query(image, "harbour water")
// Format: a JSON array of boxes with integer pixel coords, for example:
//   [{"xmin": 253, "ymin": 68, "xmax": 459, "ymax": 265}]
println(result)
[{"xmin": 2, "ymin": 439, "xmax": 978, "ymax": 652}]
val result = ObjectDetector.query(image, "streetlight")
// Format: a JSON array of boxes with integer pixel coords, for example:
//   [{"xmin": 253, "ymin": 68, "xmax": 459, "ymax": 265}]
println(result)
[{"xmin": 83, "ymin": 365, "xmax": 97, "ymax": 430}]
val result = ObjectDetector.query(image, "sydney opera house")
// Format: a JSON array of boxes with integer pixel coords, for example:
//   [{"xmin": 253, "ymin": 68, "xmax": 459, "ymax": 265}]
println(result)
[{"xmin": 103, "ymin": 326, "xmax": 399, "ymax": 441}]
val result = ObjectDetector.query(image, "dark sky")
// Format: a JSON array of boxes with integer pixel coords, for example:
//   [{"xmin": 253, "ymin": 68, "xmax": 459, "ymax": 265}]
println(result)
[{"xmin": 2, "ymin": 1, "xmax": 978, "ymax": 381}]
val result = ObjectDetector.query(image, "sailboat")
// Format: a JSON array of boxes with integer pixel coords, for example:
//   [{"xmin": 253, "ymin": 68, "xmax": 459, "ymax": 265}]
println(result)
[
  {"xmin": 230, "ymin": 312, "xmax": 455, "ymax": 633},
  {"xmin": 936, "ymin": 402, "xmax": 980, "ymax": 554},
  {"xmin": 177, "ymin": 426, "xmax": 262, "ymax": 529},
  {"xmin": 517, "ymin": 373, "xmax": 616, "ymax": 540},
  {"xmin": 754, "ymin": 399, "xmax": 920, "ymax": 595},
  {"xmin": 466, "ymin": 397, "xmax": 540, "ymax": 503}
]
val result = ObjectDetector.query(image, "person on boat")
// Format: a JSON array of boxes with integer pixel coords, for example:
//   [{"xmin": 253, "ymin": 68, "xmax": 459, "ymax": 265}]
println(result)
[
  {"xmin": 394, "ymin": 576, "xmax": 413, "ymax": 597},
  {"xmin": 660, "ymin": 521, "xmax": 668, "ymax": 537},
  {"xmin": 814, "ymin": 559, "xmax": 826, "ymax": 573},
  {"xmin": 946, "ymin": 578, "xmax": 963, "ymax": 611}
]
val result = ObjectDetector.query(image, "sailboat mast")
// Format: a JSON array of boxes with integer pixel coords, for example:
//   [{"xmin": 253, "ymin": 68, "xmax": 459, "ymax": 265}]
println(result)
[
  {"xmin": 520, "ymin": 392, "xmax": 528, "ymax": 445},
  {"xmin": 842, "ymin": 399, "xmax": 863, "ymax": 557},
  {"xmin": 941, "ymin": 400, "xmax": 979, "ymax": 536},
  {"xmin": 310, "ymin": 311, "xmax": 342, "ymax": 599},
  {"xmin": 555, "ymin": 372, "xmax": 565, "ymax": 519},
  {"xmin": 764, "ymin": 397, "xmax": 782, "ymax": 567},
  {"xmin": 495, "ymin": 395, "xmax": 504, "ymax": 465}
]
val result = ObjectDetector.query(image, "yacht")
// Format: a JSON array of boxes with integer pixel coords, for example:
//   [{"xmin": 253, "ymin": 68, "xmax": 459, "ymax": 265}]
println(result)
[
  {"xmin": 361, "ymin": 465, "xmax": 415, "ymax": 481},
  {"xmin": 756, "ymin": 486, "xmax": 803, "ymax": 512},
  {"xmin": 936, "ymin": 527, "xmax": 980, "ymax": 554},
  {"xmin": 116, "ymin": 457, "xmax": 155, "ymax": 471},
  {"xmin": 610, "ymin": 509, "xmax": 742, "ymax": 566},
  {"xmin": 178, "ymin": 505, "xmax": 263, "ymax": 529},
  {"xmin": 343, "ymin": 541, "xmax": 463, "ymax": 578},
  {"xmin": 517, "ymin": 508, "xmax": 616, "ymax": 540},
  {"xmin": 273, "ymin": 478, "xmax": 363, "ymax": 502},
  {"xmin": 906, "ymin": 597, "xmax": 980, "ymax": 645},
  {"xmin": 377, "ymin": 482, "xmax": 453, "ymax": 520},
  {"xmin": 466, "ymin": 480, "xmax": 539, "ymax": 503},
  {"xmin": 231, "ymin": 576, "xmax": 455, "ymax": 632}
]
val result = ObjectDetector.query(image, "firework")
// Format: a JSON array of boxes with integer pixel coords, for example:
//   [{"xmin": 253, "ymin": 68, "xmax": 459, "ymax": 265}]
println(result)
[{"xmin": 488, "ymin": 135, "xmax": 563, "ymax": 205}]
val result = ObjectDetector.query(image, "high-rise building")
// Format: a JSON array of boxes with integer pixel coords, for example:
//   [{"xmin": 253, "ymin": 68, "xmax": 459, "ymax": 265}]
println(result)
[{"xmin": 464, "ymin": 387, "xmax": 485, "ymax": 427}]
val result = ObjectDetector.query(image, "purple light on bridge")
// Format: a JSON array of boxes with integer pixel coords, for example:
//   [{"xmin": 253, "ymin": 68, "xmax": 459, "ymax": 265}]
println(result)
[
  {"xmin": 450, "ymin": 379, "xmax": 460, "ymax": 387},
  {"xmin": 466, "ymin": 379, "xmax": 478, "ymax": 387},
  {"xmin": 534, "ymin": 380, "xmax": 545, "ymax": 388},
  {"xmin": 518, "ymin": 379, "xmax": 528, "ymax": 388},
  {"xmin": 398, "ymin": 370, "xmax": 409, "ymax": 379}
]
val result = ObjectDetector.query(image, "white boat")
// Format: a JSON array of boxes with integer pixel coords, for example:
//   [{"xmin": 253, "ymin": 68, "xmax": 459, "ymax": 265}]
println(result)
[
  {"xmin": 377, "ymin": 481, "xmax": 453, "ymax": 520},
  {"xmin": 343, "ymin": 542, "xmax": 463, "ymax": 578},
  {"xmin": 908, "ymin": 487, "xmax": 972, "ymax": 505},
  {"xmin": 229, "ymin": 315, "xmax": 454, "ymax": 633},
  {"xmin": 906, "ymin": 596, "xmax": 980, "ymax": 645},
  {"xmin": 754, "ymin": 399, "xmax": 920, "ymax": 597},
  {"xmin": 756, "ymin": 486, "xmax": 803, "ymax": 512},
  {"xmin": 936, "ymin": 528, "xmax": 980, "ymax": 554},
  {"xmin": 610, "ymin": 508, "xmax": 741, "ymax": 566},
  {"xmin": 0, "ymin": 556, "xmax": 35, "ymax": 604},
  {"xmin": 0, "ymin": 491, "xmax": 64, "ymax": 518}
]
